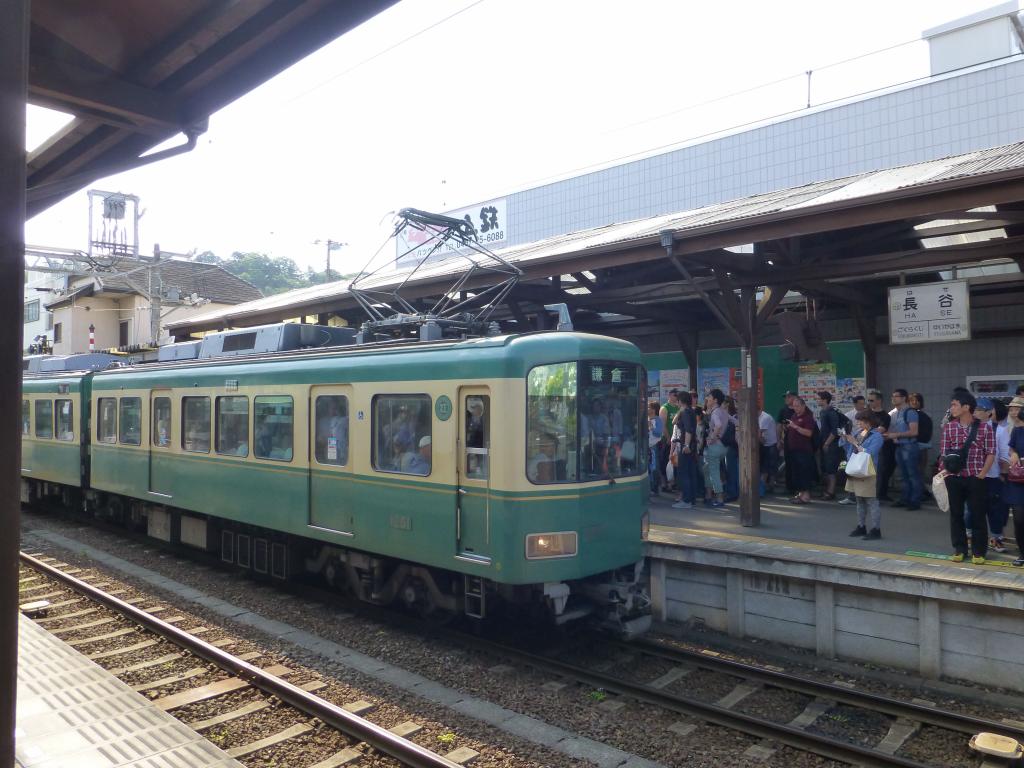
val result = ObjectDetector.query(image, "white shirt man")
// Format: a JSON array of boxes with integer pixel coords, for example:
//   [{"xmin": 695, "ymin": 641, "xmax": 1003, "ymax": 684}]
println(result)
[{"xmin": 758, "ymin": 411, "xmax": 777, "ymax": 447}]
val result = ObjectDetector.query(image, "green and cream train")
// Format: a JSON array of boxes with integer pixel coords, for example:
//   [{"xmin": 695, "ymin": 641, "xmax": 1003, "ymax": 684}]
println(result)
[{"xmin": 21, "ymin": 329, "xmax": 651, "ymax": 635}]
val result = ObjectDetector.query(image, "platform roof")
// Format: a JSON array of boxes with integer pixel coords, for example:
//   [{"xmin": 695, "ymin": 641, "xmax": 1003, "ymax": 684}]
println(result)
[
  {"xmin": 26, "ymin": 0, "xmax": 398, "ymax": 218},
  {"xmin": 167, "ymin": 139, "xmax": 1024, "ymax": 337}
]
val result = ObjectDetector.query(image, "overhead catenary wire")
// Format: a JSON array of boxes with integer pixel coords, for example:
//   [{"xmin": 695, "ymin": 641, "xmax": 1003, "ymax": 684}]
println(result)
[{"xmin": 286, "ymin": 0, "xmax": 489, "ymax": 105}]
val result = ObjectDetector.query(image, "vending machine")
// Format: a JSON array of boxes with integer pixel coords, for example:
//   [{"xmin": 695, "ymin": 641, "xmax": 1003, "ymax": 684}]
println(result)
[{"xmin": 965, "ymin": 375, "xmax": 1024, "ymax": 404}]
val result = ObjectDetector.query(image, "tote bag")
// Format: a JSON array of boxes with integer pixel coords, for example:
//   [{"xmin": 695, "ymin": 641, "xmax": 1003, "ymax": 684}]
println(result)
[
  {"xmin": 932, "ymin": 473, "xmax": 950, "ymax": 512},
  {"xmin": 845, "ymin": 451, "xmax": 875, "ymax": 479}
]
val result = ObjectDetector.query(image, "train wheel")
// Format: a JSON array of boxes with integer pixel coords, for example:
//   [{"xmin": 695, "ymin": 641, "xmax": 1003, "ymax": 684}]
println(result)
[{"xmin": 324, "ymin": 556, "xmax": 352, "ymax": 596}]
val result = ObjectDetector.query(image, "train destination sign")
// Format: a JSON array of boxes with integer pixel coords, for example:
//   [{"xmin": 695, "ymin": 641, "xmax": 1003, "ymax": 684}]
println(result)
[{"xmin": 888, "ymin": 279, "xmax": 970, "ymax": 344}]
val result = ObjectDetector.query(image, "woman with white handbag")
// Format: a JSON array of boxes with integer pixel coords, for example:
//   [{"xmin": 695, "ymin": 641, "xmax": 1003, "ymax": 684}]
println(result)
[{"xmin": 842, "ymin": 410, "xmax": 885, "ymax": 540}]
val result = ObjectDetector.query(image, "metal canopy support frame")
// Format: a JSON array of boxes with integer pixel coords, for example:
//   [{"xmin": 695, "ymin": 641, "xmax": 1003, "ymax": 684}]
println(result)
[
  {"xmin": 661, "ymin": 231, "xmax": 791, "ymax": 527},
  {"xmin": 0, "ymin": 1, "xmax": 28, "ymax": 763}
]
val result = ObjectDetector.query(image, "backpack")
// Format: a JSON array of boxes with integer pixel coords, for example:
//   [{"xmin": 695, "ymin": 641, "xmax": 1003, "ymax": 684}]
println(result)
[
  {"xmin": 916, "ymin": 410, "xmax": 933, "ymax": 444},
  {"xmin": 722, "ymin": 420, "xmax": 737, "ymax": 448}
]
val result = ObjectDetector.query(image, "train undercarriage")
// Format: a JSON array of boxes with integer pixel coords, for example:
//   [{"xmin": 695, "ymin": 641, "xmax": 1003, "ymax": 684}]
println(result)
[{"xmin": 22, "ymin": 478, "xmax": 651, "ymax": 638}]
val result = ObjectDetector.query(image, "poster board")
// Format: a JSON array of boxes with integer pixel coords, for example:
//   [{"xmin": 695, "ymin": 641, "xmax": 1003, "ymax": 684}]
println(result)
[
  {"xmin": 658, "ymin": 369, "xmax": 690, "ymax": 403},
  {"xmin": 798, "ymin": 363, "xmax": 837, "ymax": 419}
]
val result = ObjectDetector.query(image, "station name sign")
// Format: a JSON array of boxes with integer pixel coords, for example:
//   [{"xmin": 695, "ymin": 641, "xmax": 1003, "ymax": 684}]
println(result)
[
  {"xmin": 888, "ymin": 279, "xmax": 970, "ymax": 345},
  {"xmin": 395, "ymin": 198, "xmax": 508, "ymax": 267}
]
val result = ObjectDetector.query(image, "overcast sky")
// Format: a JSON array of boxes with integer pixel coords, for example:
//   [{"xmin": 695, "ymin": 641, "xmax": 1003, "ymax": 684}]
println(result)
[{"xmin": 25, "ymin": 0, "xmax": 1004, "ymax": 275}]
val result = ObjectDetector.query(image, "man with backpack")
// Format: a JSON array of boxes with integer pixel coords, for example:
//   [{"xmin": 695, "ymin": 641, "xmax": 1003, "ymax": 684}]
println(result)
[{"xmin": 817, "ymin": 391, "xmax": 845, "ymax": 500}]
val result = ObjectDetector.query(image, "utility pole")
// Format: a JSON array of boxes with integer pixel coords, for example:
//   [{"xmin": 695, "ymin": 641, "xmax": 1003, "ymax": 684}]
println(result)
[
  {"xmin": 150, "ymin": 244, "xmax": 162, "ymax": 346},
  {"xmin": 315, "ymin": 239, "xmax": 347, "ymax": 281}
]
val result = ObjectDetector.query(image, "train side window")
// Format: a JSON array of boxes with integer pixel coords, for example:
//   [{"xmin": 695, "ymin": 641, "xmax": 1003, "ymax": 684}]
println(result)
[
  {"xmin": 372, "ymin": 395, "xmax": 431, "ymax": 476},
  {"xmin": 254, "ymin": 396, "xmax": 293, "ymax": 461},
  {"xmin": 152, "ymin": 397, "xmax": 171, "ymax": 447},
  {"xmin": 182, "ymin": 397, "xmax": 211, "ymax": 453},
  {"xmin": 98, "ymin": 398, "xmax": 117, "ymax": 443},
  {"xmin": 22, "ymin": 400, "xmax": 30, "ymax": 436},
  {"xmin": 216, "ymin": 396, "xmax": 249, "ymax": 457},
  {"xmin": 35, "ymin": 400, "xmax": 53, "ymax": 439},
  {"xmin": 464, "ymin": 395, "xmax": 489, "ymax": 479},
  {"xmin": 118, "ymin": 397, "xmax": 142, "ymax": 445},
  {"xmin": 55, "ymin": 399, "xmax": 74, "ymax": 441},
  {"xmin": 314, "ymin": 395, "xmax": 348, "ymax": 466}
]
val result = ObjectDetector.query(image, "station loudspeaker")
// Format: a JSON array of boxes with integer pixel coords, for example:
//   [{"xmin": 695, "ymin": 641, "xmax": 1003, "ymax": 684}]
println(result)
[{"xmin": 777, "ymin": 312, "xmax": 832, "ymax": 363}]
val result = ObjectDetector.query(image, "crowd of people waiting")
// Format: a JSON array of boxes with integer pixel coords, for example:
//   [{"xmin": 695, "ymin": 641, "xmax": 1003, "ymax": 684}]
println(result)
[{"xmin": 649, "ymin": 383, "xmax": 1024, "ymax": 567}]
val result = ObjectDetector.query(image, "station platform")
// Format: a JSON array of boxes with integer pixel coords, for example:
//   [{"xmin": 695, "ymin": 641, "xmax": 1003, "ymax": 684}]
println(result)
[
  {"xmin": 643, "ymin": 492, "xmax": 1024, "ymax": 693},
  {"xmin": 648, "ymin": 489, "xmax": 1022, "ymax": 565},
  {"xmin": 16, "ymin": 614, "xmax": 243, "ymax": 768}
]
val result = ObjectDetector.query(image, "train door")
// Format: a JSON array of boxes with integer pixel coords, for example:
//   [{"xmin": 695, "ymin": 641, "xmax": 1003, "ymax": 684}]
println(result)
[
  {"xmin": 456, "ymin": 387, "xmax": 491, "ymax": 559},
  {"xmin": 309, "ymin": 386, "xmax": 354, "ymax": 535},
  {"xmin": 149, "ymin": 391, "xmax": 173, "ymax": 497}
]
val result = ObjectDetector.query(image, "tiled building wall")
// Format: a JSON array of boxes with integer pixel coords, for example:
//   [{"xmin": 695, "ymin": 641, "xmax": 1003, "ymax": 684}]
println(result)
[
  {"xmin": 505, "ymin": 59, "xmax": 1024, "ymax": 245},
  {"xmin": 877, "ymin": 335, "xmax": 1024, "ymax": 420},
  {"xmin": 874, "ymin": 304, "xmax": 1024, "ymax": 416}
]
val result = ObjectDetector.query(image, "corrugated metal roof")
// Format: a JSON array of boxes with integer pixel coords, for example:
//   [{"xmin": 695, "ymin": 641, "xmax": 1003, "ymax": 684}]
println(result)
[{"xmin": 169, "ymin": 138, "xmax": 1024, "ymax": 331}]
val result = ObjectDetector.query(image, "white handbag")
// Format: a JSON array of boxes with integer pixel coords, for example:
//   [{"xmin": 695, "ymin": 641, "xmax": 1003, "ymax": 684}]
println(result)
[
  {"xmin": 846, "ymin": 451, "xmax": 875, "ymax": 478},
  {"xmin": 932, "ymin": 473, "xmax": 950, "ymax": 512}
]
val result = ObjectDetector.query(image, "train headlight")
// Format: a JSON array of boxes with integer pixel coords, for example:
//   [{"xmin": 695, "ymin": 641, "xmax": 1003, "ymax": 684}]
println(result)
[{"xmin": 525, "ymin": 532, "xmax": 577, "ymax": 559}]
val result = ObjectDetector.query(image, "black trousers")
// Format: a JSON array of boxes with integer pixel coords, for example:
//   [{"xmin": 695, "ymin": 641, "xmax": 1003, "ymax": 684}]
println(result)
[{"xmin": 945, "ymin": 475, "xmax": 989, "ymax": 557}]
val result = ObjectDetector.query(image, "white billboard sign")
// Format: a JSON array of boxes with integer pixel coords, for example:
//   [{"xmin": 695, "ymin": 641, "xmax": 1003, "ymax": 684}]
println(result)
[
  {"xmin": 888, "ymin": 279, "xmax": 970, "ymax": 344},
  {"xmin": 395, "ymin": 198, "xmax": 508, "ymax": 266}
]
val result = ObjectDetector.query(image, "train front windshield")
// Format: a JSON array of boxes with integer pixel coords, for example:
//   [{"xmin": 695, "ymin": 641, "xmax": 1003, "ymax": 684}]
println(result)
[{"xmin": 527, "ymin": 361, "xmax": 646, "ymax": 484}]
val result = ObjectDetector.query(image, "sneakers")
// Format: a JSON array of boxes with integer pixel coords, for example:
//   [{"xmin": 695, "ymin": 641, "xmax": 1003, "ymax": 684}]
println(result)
[
  {"xmin": 848, "ymin": 525, "xmax": 867, "ymax": 537},
  {"xmin": 710, "ymin": 500, "xmax": 724, "ymax": 508},
  {"xmin": 862, "ymin": 528, "xmax": 881, "ymax": 540},
  {"xmin": 990, "ymin": 537, "xmax": 1007, "ymax": 553},
  {"xmin": 1013, "ymin": 558, "xmax": 1024, "ymax": 567},
  {"xmin": 971, "ymin": 555, "xmax": 986, "ymax": 565},
  {"xmin": 950, "ymin": 553, "xmax": 964, "ymax": 563},
  {"xmin": 837, "ymin": 496, "xmax": 855, "ymax": 505},
  {"xmin": 671, "ymin": 500, "xmax": 693, "ymax": 509}
]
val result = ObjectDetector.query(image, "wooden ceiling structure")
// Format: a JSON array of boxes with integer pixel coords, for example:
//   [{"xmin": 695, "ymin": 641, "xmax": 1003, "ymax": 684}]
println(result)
[
  {"xmin": 25, "ymin": 0, "xmax": 399, "ymax": 217},
  {"xmin": 2, "ymin": 1, "xmax": 398, "ymax": 760}
]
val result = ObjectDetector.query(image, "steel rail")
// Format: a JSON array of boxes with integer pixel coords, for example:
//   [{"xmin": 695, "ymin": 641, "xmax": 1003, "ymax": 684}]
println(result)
[
  {"xmin": 19, "ymin": 552, "xmax": 460, "ymax": 768},
  {"xmin": 463, "ymin": 635, "xmax": 935, "ymax": 768},
  {"xmin": 634, "ymin": 637, "xmax": 1024, "ymax": 742}
]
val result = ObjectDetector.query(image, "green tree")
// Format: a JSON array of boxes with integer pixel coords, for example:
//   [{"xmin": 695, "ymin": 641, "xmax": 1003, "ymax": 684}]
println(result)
[
  {"xmin": 190, "ymin": 250, "xmax": 221, "ymax": 265},
  {"xmin": 223, "ymin": 252, "xmax": 308, "ymax": 295},
  {"xmin": 306, "ymin": 267, "xmax": 358, "ymax": 286}
]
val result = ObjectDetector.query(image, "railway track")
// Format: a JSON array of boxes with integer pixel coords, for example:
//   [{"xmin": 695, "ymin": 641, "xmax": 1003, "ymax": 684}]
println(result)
[
  {"xmin": 448, "ymin": 630, "xmax": 1022, "ymax": 768},
  {"xmin": 631, "ymin": 636, "xmax": 1024, "ymax": 746},
  {"xmin": 19, "ymin": 551, "xmax": 468, "ymax": 768}
]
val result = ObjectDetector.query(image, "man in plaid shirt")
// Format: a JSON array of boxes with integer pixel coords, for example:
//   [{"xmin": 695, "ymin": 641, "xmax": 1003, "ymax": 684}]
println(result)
[{"xmin": 939, "ymin": 390, "xmax": 995, "ymax": 563}]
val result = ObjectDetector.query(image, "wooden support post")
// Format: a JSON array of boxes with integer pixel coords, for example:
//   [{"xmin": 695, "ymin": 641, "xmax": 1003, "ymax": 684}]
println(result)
[
  {"xmin": 851, "ymin": 304, "xmax": 878, "ymax": 386},
  {"xmin": 739, "ymin": 290, "xmax": 761, "ymax": 527},
  {"xmin": 745, "ymin": 342, "xmax": 761, "ymax": 528},
  {"xmin": 0, "ymin": 3, "xmax": 28, "ymax": 762},
  {"xmin": 672, "ymin": 323, "xmax": 699, "ymax": 374}
]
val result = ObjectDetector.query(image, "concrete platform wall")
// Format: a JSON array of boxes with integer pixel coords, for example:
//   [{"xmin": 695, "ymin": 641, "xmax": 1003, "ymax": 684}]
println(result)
[{"xmin": 648, "ymin": 546, "xmax": 1024, "ymax": 692}]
